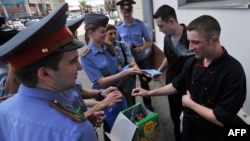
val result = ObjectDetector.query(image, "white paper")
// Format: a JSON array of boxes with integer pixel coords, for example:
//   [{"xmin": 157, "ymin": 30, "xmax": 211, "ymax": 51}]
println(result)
[{"xmin": 105, "ymin": 113, "xmax": 137, "ymax": 141}]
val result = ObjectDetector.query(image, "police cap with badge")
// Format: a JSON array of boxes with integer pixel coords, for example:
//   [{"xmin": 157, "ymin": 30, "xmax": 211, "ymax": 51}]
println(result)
[
  {"xmin": 116, "ymin": 0, "xmax": 136, "ymax": 13},
  {"xmin": 0, "ymin": 2, "xmax": 84, "ymax": 70}
]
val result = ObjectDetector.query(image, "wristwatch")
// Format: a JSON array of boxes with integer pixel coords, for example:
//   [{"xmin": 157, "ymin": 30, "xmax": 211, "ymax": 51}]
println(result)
[{"xmin": 98, "ymin": 89, "xmax": 104, "ymax": 98}]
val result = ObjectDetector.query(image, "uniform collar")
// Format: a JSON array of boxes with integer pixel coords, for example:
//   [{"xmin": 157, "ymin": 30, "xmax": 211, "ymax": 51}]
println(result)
[
  {"xmin": 122, "ymin": 18, "xmax": 137, "ymax": 26},
  {"xmin": 196, "ymin": 46, "xmax": 228, "ymax": 67},
  {"xmin": 209, "ymin": 46, "xmax": 228, "ymax": 66},
  {"xmin": 88, "ymin": 42, "xmax": 108, "ymax": 55},
  {"xmin": 18, "ymin": 85, "xmax": 72, "ymax": 107}
]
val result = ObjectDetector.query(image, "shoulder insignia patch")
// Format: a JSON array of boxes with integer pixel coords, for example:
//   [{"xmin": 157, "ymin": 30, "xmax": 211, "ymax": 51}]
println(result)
[
  {"xmin": 80, "ymin": 48, "xmax": 91, "ymax": 57},
  {"xmin": 50, "ymin": 100, "xmax": 85, "ymax": 122}
]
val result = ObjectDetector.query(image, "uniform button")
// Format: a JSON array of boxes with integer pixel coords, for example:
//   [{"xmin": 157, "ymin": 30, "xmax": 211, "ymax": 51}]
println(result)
[
  {"xmin": 210, "ymin": 72, "xmax": 213, "ymax": 75},
  {"xmin": 204, "ymin": 87, "xmax": 208, "ymax": 91},
  {"xmin": 192, "ymin": 81, "xmax": 194, "ymax": 85},
  {"xmin": 208, "ymin": 99, "xmax": 214, "ymax": 104}
]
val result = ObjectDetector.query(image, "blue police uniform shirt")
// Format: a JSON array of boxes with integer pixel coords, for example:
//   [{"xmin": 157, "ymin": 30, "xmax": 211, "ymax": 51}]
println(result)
[
  {"xmin": 116, "ymin": 18, "xmax": 152, "ymax": 61},
  {"xmin": 81, "ymin": 42, "xmax": 119, "ymax": 89},
  {"xmin": 0, "ymin": 85, "xmax": 98, "ymax": 141},
  {"xmin": 60, "ymin": 80, "xmax": 87, "ymax": 112}
]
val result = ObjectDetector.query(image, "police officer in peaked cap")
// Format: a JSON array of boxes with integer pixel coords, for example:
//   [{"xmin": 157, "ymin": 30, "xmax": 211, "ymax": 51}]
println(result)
[
  {"xmin": 116, "ymin": 0, "xmax": 154, "ymax": 111},
  {"xmin": 0, "ymin": 3, "xmax": 99, "ymax": 141}
]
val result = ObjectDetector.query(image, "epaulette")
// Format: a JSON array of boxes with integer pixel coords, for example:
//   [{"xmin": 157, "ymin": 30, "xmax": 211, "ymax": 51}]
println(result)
[
  {"xmin": 50, "ymin": 100, "xmax": 85, "ymax": 122},
  {"xmin": 80, "ymin": 48, "xmax": 91, "ymax": 57}
]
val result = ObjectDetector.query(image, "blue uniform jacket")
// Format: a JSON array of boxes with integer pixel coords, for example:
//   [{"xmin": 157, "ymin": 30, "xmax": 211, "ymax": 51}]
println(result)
[
  {"xmin": 116, "ymin": 18, "xmax": 152, "ymax": 61},
  {"xmin": 0, "ymin": 85, "xmax": 98, "ymax": 141},
  {"xmin": 81, "ymin": 43, "xmax": 119, "ymax": 89}
]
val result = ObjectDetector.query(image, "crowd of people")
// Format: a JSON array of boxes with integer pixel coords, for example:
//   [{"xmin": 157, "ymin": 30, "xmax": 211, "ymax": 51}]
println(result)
[{"xmin": 0, "ymin": 0, "xmax": 247, "ymax": 141}]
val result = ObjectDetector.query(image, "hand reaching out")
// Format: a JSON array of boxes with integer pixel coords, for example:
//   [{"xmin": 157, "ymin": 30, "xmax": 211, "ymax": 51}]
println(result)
[
  {"xmin": 131, "ymin": 87, "xmax": 149, "ymax": 97},
  {"xmin": 87, "ymin": 111, "xmax": 105, "ymax": 128},
  {"xmin": 101, "ymin": 86, "xmax": 119, "ymax": 97},
  {"xmin": 102, "ymin": 90, "xmax": 123, "ymax": 107}
]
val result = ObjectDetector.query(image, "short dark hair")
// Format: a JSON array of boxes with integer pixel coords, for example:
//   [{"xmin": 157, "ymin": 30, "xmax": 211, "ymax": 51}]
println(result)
[
  {"xmin": 105, "ymin": 24, "xmax": 116, "ymax": 56},
  {"xmin": 15, "ymin": 52, "xmax": 64, "ymax": 87},
  {"xmin": 187, "ymin": 15, "xmax": 221, "ymax": 41},
  {"xmin": 153, "ymin": 5, "xmax": 177, "ymax": 22}
]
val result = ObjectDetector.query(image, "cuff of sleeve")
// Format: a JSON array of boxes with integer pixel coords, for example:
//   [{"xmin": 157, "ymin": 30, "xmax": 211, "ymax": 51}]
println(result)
[
  {"xmin": 213, "ymin": 105, "xmax": 231, "ymax": 124},
  {"xmin": 95, "ymin": 89, "xmax": 104, "ymax": 101}
]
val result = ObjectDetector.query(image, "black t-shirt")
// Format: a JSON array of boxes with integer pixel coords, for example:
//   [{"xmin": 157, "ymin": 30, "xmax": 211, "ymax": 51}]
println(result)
[{"xmin": 164, "ymin": 24, "xmax": 193, "ymax": 84}]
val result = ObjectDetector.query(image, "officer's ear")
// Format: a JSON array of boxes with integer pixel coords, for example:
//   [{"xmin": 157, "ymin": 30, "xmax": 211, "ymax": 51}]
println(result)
[
  {"xmin": 168, "ymin": 18, "xmax": 175, "ymax": 24},
  {"xmin": 37, "ymin": 67, "xmax": 51, "ymax": 80}
]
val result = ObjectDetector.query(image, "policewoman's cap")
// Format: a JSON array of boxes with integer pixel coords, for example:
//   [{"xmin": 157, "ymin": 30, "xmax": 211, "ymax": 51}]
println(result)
[
  {"xmin": 0, "ymin": 29, "xmax": 19, "ymax": 45},
  {"xmin": 84, "ymin": 13, "xmax": 109, "ymax": 27},
  {"xmin": 66, "ymin": 17, "xmax": 84, "ymax": 34},
  {"xmin": 0, "ymin": 2, "xmax": 84, "ymax": 69},
  {"xmin": 116, "ymin": 0, "xmax": 136, "ymax": 13}
]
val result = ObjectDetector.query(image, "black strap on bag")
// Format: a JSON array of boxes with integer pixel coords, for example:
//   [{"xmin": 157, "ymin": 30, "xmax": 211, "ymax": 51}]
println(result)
[
  {"xmin": 118, "ymin": 42, "xmax": 135, "ymax": 106},
  {"xmin": 119, "ymin": 42, "xmax": 128, "ymax": 65}
]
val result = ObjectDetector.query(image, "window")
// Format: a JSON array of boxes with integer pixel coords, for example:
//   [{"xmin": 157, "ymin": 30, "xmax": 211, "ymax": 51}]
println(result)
[{"xmin": 178, "ymin": 0, "xmax": 250, "ymax": 9}]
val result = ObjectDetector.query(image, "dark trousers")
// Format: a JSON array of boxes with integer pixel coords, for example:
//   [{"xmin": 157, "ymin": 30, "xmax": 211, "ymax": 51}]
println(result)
[
  {"xmin": 182, "ymin": 118, "xmax": 223, "ymax": 141},
  {"xmin": 135, "ymin": 58, "xmax": 152, "ymax": 107},
  {"xmin": 103, "ymin": 120, "xmax": 111, "ymax": 141},
  {"xmin": 168, "ymin": 94, "xmax": 183, "ymax": 141},
  {"xmin": 124, "ymin": 91, "xmax": 134, "ymax": 107}
]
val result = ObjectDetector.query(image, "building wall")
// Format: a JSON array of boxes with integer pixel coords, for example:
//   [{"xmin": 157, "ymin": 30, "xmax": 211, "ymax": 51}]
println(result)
[
  {"xmin": 104, "ymin": 0, "xmax": 116, "ymax": 11},
  {"xmin": 0, "ymin": 0, "xmax": 63, "ymax": 18}
]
